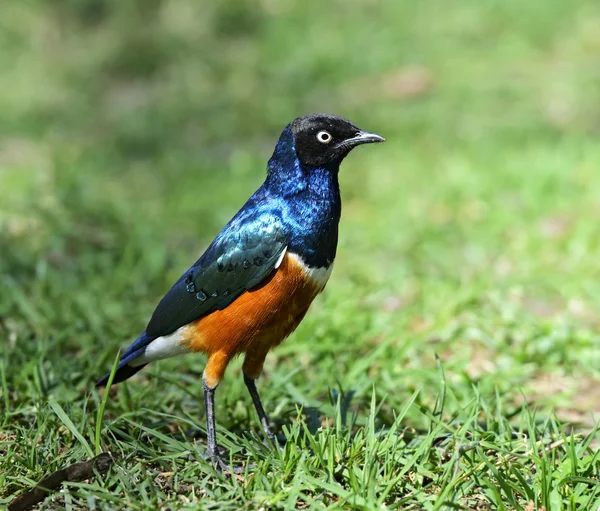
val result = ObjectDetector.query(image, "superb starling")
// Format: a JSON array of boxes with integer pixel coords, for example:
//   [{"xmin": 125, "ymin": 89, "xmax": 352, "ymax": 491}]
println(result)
[{"xmin": 97, "ymin": 113, "xmax": 385, "ymax": 468}]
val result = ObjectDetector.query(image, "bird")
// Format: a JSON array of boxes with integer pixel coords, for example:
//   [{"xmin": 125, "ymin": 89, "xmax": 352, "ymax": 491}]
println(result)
[{"xmin": 96, "ymin": 113, "xmax": 384, "ymax": 469}]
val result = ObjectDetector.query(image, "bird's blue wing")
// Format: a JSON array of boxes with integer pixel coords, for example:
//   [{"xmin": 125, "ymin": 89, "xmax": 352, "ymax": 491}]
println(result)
[
  {"xmin": 144, "ymin": 212, "xmax": 288, "ymax": 339},
  {"xmin": 95, "ymin": 208, "xmax": 288, "ymax": 387}
]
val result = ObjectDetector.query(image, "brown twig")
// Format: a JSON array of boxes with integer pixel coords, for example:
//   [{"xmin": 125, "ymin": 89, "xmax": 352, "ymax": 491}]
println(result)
[{"xmin": 8, "ymin": 453, "xmax": 113, "ymax": 511}]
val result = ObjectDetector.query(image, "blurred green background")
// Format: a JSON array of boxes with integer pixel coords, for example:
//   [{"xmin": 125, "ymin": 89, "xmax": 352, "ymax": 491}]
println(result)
[{"xmin": 3, "ymin": 0, "xmax": 600, "ymax": 507}]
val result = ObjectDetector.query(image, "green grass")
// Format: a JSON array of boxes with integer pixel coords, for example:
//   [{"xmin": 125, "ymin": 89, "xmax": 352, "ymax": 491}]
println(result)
[{"xmin": 2, "ymin": 0, "xmax": 600, "ymax": 509}]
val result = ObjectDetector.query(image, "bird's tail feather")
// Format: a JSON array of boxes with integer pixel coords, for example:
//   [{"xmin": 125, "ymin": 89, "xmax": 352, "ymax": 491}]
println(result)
[
  {"xmin": 95, "ymin": 332, "xmax": 154, "ymax": 387},
  {"xmin": 95, "ymin": 360, "xmax": 147, "ymax": 387}
]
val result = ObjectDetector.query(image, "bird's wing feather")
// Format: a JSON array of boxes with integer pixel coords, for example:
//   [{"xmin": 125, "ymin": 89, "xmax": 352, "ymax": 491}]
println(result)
[{"xmin": 144, "ymin": 213, "xmax": 287, "ymax": 339}]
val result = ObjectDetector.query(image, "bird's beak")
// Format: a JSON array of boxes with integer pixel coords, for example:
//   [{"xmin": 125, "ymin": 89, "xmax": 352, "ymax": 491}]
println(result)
[{"xmin": 346, "ymin": 130, "xmax": 386, "ymax": 146}]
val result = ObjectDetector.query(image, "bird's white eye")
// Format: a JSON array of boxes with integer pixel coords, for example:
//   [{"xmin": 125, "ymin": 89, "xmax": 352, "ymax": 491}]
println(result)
[{"xmin": 316, "ymin": 130, "xmax": 333, "ymax": 144}]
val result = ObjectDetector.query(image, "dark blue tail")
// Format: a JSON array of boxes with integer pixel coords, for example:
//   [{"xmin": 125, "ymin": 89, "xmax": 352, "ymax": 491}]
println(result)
[
  {"xmin": 95, "ymin": 360, "xmax": 147, "ymax": 387},
  {"xmin": 95, "ymin": 332, "xmax": 153, "ymax": 387}
]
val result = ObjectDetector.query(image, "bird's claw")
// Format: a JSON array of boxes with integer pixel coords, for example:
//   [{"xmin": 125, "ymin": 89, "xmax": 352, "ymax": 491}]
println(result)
[{"xmin": 201, "ymin": 452, "xmax": 247, "ymax": 474}]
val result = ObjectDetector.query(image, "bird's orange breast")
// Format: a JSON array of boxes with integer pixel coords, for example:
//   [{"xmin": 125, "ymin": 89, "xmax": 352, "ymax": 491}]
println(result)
[{"xmin": 180, "ymin": 252, "xmax": 330, "ymax": 358}]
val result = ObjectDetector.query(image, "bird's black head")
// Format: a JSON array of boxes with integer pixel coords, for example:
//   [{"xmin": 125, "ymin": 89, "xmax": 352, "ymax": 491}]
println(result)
[{"xmin": 288, "ymin": 113, "xmax": 385, "ymax": 169}]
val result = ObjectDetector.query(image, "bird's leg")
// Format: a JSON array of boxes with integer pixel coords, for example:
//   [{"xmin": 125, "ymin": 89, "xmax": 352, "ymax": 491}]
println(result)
[
  {"xmin": 201, "ymin": 351, "xmax": 244, "ymax": 472},
  {"xmin": 200, "ymin": 378, "xmax": 248, "ymax": 473},
  {"xmin": 242, "ymin": 349, "xmax": 286, "ymax": 448},
  {"xmin": 243, "ymin": 372, "xmax": 278, "ymax": 448},
  {"xmin": 202, "ymin": 379, "xmax": 220, "ymax": 463}
]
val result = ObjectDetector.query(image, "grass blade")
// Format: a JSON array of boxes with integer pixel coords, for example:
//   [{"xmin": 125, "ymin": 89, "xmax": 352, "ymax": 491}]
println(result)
[
  {"xmin": 48, "ymin": 396, "xmax": 94, "ymax": 458},
  {"xmin": 95, "ymin": 350, "xmax": 121, "ymax": 455}
]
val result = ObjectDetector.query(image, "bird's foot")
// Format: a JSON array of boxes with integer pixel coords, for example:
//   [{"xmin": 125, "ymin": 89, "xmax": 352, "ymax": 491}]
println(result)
[
  {"xmin": 200, "ymin": 451, "xmax": 248, "ymax": 474},
  {"xmin": 208, "ymin": 455, "xmax": 245, "ymax": 474}
]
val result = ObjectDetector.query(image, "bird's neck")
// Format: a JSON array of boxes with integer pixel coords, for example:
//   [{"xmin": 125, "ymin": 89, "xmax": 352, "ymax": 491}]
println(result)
[
  {"xmin": 265, "ymin": 127, "xmax": 340, "ymax": 201},
  {"xmin": 263, "ymin": 127, "xmax": 341, "ymax": 268}
]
